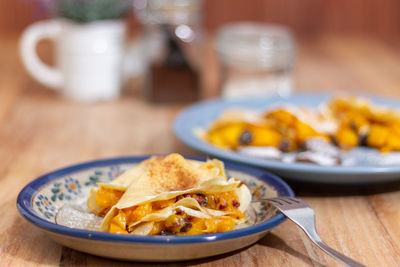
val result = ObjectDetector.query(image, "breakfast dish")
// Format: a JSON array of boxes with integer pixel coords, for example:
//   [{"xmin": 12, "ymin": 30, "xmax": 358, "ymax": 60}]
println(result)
[
  {"xmin": 199, "ymin": 96, "xmax": 400, "ymax": 166},
  {"xmin": 173, "ymin": 93, "xmax": 400, "ymax": 183},
  {"xmin": 88, "ymin": 153, "xmax": 251, "ymax": 235},
  {"xmin": 17, "ymin": 155, "xmax": 293, "ymax": 261}
]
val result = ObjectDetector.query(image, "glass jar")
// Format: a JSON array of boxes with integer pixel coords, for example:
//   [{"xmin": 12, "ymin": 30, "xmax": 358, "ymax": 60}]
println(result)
[
  {"xmin": 136, "ymin": 0, "xmax": 203, "ymax": 102},
  {"xmin": 216, "ymin": 22, "xmax": 296, "ymax": 99}
]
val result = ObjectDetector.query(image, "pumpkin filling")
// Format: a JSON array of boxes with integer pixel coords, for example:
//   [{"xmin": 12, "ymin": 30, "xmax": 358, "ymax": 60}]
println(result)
[
  {"xmin": 94, "ymin": 187, "xmax": 125, "ymax": 215},
  {"xmin": 108, "ymin": 191, "xmax": 243, "ymax": 235}
]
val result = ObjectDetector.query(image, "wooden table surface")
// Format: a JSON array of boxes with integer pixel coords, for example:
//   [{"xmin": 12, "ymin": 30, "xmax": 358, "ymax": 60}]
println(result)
[{"xmin": 1, "ymin": 33, "xmax": 400, "ymax": 266}]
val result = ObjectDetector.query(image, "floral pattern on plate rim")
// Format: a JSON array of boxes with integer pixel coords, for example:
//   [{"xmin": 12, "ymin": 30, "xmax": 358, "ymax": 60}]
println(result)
[{"xmin": 32, "ymin": 164, "xmax": 275, "ymax": 225}]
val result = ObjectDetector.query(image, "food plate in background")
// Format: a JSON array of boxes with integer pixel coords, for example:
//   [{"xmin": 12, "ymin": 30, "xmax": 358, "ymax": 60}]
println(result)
[
  {"xmin": 173, "ymin": 93, "xmax": 400, "ymax": 184},
  {"xmin": 17, "ymin": 156, "xmax": 294, "ymax": 262}
]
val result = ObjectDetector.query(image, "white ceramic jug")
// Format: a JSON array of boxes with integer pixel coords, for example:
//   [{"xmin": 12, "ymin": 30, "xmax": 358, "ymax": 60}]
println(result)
[{"xmin": 20, "ymin": 19, "xmax": 143, "ymax": 102}]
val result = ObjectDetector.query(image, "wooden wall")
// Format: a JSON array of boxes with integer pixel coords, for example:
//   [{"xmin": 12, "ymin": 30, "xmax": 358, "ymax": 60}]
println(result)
[
  {"xmin": 203, "ymin": 0, "xmax": 400, "ymax": 38},
  {"xmin": 1, "ymin": 0, "xmax": 400, "ymax": 38}
]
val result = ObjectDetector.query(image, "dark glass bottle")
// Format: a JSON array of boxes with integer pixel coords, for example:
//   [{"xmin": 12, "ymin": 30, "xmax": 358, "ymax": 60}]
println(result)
[{"xmin": 139, "ymin": 0, "xmax": 202, "ymax": 103}]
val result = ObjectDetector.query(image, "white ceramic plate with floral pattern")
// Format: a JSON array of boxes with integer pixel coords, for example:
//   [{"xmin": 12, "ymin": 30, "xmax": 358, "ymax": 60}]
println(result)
[{"xmin": 17, "ymin": 155, "xmax": 294, "ymax": 262}]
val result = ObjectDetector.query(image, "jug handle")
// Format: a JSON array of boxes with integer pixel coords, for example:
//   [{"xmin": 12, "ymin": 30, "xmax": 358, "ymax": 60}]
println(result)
[{"xmin": 20, "ymin": 20, "xmax": 63, "ymax": 89}]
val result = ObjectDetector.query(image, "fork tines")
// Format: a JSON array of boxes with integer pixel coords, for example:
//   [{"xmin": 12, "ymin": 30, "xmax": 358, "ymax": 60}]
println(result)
[{"xmin": 268, "ymin": 197, "xmax": 309, "ymax": 210}]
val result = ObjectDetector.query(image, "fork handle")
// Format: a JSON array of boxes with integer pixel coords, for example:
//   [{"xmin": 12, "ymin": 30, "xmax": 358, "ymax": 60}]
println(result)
[
  {"xmin": 296, "ymin": 223, "xmax": 365, "ymax": 267},
  {"xmin": 313, "ymin": 239, "xmax": 365, "ymax": 267}
]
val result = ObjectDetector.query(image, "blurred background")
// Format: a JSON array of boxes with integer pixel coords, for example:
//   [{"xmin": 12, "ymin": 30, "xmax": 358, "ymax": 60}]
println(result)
[
  {"xmin": 1, "ymin": 0, "xmax": 400, "ymax": 103},
  {"xmin": 2, "ymin": 0, "xmax": 400, "ymax": 37}
]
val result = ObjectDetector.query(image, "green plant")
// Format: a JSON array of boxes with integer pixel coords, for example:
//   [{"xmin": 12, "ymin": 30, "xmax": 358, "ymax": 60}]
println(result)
[{"xmin": 56, "ymin": 0, "xmax": 132, "ymax": 22}]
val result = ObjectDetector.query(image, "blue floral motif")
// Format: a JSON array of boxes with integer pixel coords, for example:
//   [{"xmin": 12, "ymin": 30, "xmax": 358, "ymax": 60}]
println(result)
[
  {"xmin": 84, "ymin": 169, "xmax": 103, "ymax": 186},
  {"xmin": 37, "ymin": 194, "xmax": 55, "ymax": 211},
  {"xmin": 35, "ymin": 194, "xmax": 55, "ymax": 218},
  {"xmin": 107, "ymin": 165, "xmax": 124, "ymax": 181},
  {"xmin": 246, "ymin": 181, "xmax": 271, "ymax": 220},
  {"xmin": 64, "ymin": 177, "xmax": 81, "ymax": 195},
  {"xmin": 49, "ymin": 182, "xmax": 71, "ymax": 202},
  {"xmin": 247, "ymin": 181, "xmax": 267, "ymax": 199}
]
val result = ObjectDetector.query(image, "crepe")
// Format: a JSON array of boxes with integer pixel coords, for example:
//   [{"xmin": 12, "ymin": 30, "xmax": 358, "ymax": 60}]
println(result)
[
  {"xmin": 87, "ymin": 156, "xmax": 163, "ymax": 215},
  {"xmin": 98, "ymin": 153, "xmax": 252, "ymax": 235}
]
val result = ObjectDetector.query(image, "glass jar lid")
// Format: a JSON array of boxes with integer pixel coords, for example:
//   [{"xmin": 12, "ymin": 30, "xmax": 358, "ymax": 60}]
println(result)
[{"xmin": 216, "ymin": 22, "xmax": 295, "ymax": 69}]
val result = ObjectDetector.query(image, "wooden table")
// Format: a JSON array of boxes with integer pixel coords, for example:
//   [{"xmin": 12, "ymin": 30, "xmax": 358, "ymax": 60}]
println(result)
[{"xmin": 1, "ymin": 33, "xmax": 400, "ymax": 266}]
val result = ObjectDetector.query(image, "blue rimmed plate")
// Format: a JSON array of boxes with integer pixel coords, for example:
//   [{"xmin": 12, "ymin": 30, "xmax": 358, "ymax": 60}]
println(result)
[
  {"xmin": 17, "ymin": 155, "xmax": 294, "ymax": 262},
  {"xmin": 173, "ymin": 93, "xmax": 400, "ymax": 184}
]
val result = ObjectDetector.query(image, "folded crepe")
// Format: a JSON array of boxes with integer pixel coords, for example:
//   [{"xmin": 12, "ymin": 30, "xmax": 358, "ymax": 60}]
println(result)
[
  {"xmin": 99, "ymin": 153, "xmax": 252, "ymax": 235},
  {"xmin": 87, "ymin": 154, "xmax": 229, "ymax": 216},
  {"xmin": 87, "ymin": 156, "xmax": 164, "ymax": 215}
]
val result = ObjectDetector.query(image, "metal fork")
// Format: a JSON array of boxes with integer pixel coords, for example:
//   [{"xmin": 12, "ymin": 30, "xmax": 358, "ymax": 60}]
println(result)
[{"xmin": 254, "ymin": 197, "xmax": 365, "ymax": 267}]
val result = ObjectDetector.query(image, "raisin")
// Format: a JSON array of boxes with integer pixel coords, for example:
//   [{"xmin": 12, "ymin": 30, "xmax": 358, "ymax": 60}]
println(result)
[
  {"xmin": 175, "ymin": 210, "xmax": 183, "ymax": 215},
  {"xmin": 194, "ymin": 194, "xmax": 208, "ymax": 206},
  {"xmin": 165, "ymin": 214, "xmax": 185, "ymax": 232},
  {"xmin": 349, "ymin": 121, "xmax": 357, "ymax": 131},
  {"xmin": 160, "ymin": 230, "xmax": 174, "ymax": 236},
  {"xmin": 202, "ymin": 196, "xmax": 208, "ymax": 206},
  {"xmin": 330, "ymin": 135, "xmax": 339, "ymax": 147},
  {"xmin": 359, "ymin": 133, "xmax": 368, "ymax": 147},
  {"xmin": 218, "ymin": 202, "xmax": 228, "ymax": 210},
  {"xmin": 239, "ymin": 129, "xmax": 253, "ymax": 145},
  {"xmin": 279, "ymin": 139, "xmax": 290, "ymax": 152},
  {"xmin": 180, "ymin": 218, "xmax": 192, "ymax": 233},
  {"xmin": 299, "ymin": 141, "xmax": 307, "ymax": 151},
  {"xmin": 232, "ymin": 199, "xmax": 240, "ymax": 208}
]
